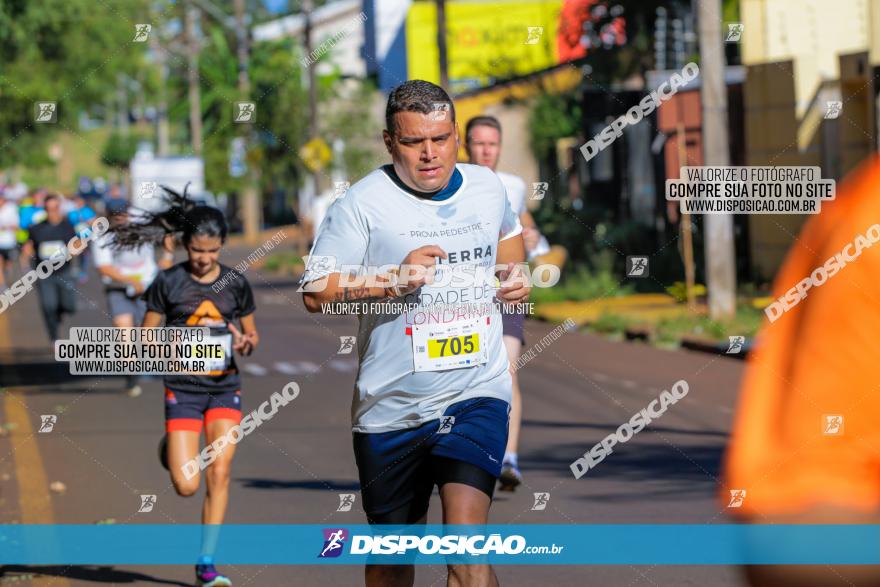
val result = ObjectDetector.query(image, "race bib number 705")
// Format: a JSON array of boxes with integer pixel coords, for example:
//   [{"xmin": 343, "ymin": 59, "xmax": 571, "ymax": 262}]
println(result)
[
  {"xmin": 412, "ymin": 316, "xmax": 488, "ymax": 372},
  {"xmin": 428, "ymin": 333, "xmax": 479, "ymax": 358}
]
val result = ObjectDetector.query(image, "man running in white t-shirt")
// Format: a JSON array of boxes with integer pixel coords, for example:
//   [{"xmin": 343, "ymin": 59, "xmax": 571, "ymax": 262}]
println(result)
[
  {"xmin": 0, "ymin": 191, "xmax": 19, "ymax": 291},
  {"xmin": 92, "ymin": 199, "xmax": 174, "ymax": 396},
  {"xmin": 301, "ymin": 80, "xmax": 530, "ymax": 587},
  {"xmin": 465, "ymin": 115, "xmax": 545, "ymax": 491}
]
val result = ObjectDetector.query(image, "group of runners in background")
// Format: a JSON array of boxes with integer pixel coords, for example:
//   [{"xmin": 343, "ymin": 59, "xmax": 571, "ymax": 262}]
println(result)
[
  {"xmin": 6, "ymin": 76, "xmax": 871, "ymax": 587},
  {"xmin": 5, "ymin": 80, "xmax": 547, "ymax": 587}
]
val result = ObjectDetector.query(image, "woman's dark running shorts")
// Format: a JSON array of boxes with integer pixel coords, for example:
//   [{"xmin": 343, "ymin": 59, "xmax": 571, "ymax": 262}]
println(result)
[{"xmin": 164, "ymin": 388, "xmax": 242, "ymax": 433}]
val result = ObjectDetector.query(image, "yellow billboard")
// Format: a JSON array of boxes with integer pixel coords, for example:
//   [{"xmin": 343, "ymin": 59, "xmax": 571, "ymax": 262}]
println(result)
[{"xmin": 406, "ymin": 0, "xmax": 563, "ymax": 92}]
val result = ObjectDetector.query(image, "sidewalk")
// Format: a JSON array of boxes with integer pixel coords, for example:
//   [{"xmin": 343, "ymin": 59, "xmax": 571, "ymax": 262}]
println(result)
[
  {"xmin": 533, "ymin": 293, "xmax": 697, "ymax": 325},
  {"xmin": 533, "ymin": 293, "xmax": 763, "ymax": 356}
]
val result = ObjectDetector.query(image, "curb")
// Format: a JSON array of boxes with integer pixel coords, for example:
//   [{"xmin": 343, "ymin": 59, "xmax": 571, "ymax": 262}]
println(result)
[
  {"xmin": 536, "ymin": 316, "xmax": 753, "ymax": 359},
  {"xmin": 678, "ymin": 335, "xmax": 751, "ymax": 359}
]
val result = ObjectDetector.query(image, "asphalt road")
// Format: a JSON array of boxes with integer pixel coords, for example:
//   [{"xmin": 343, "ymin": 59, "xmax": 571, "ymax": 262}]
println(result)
[{"xmin": 0, "ymin": 245, "xmax": 747, "ymax": 586}]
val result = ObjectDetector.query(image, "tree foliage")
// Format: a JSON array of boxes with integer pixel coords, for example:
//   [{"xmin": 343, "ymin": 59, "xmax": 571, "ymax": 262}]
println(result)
[
  {"xmin": 528, "ymin": 92, "xmax": 582, "ymax": 159},
  {"xmin": 176, "ymin": 27, "xmax": 311, "ymax": 194},
  {"xmin": 1, "ymin": 0, "xmax": 383, "ymax": 199},
  {"xmin": 101, "ymin": 131, "xmax": 141, "ymax": 169},
  {"xmin": 0, "ymin": 0, "xmax": 150, "ymax": 168},
  {"xmin": 176, "ymin": 21, "xmax": 381, "ymax": 195}
]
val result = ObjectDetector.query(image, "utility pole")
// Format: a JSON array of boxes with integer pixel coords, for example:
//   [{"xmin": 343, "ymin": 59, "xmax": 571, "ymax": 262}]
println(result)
[
  {"xmin": 185, "ymin": 0, "xmax": 203, "ymax": 155},
  {"xmin": 149, "ymin": 22, "xmax": 170, "ymax": 157},
  {"xmin": 436, "ymin": 0, "xmax": 449, "ymax": 89},
  {"xmin": 304, "ymin": 0, "xmax": 320, "ymax": 192},
  {"xmin": 299, "ymin": 0, "xmax": 320, "ymax": 252},
  {"xmin": 117, "ymin": 74, "xmax": 130, "ymax": 137},
  {"xmin": 135, "ymin": 70, "xmax": 147, "ymax": 135},
  {"xmin": 303, "ymin": 0, "xmax": 318, "ymax": 141},
  {"xmin": 676, "ymin": 121, "xmax": 697, "ymax": 311},
  {"xmin": 697, "ymin": 0, "xmax": 736, "ymax": 319},
  {"xmin": 234, "ymin": 0, "xmax": 262, "ymax": 243}
]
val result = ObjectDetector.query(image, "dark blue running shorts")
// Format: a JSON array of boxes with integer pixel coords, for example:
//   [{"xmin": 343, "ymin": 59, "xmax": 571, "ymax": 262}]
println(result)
[{"xmin": 352, "ymin": 396, "xmax": 510, "ymax": 524}]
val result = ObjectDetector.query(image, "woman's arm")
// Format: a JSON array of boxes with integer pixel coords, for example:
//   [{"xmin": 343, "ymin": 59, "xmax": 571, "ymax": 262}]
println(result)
[
  {"xmin": 229, "ymin": 315, "xmax": 258, "ymax": 356},
  {"xmin": 142, "ymin": 311, "xmax": 164, "ymax": 328},
  {"xmin": 239, "ymin": 313, "xmax": 259, "ymax": 350}
]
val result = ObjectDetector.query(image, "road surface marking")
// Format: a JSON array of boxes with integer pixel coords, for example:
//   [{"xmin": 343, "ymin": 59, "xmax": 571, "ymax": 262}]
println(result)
[
  {"xmin": 242, "ymin": 363, "xmax": 269, "ymax": 376},
  {"xmin": 243, "ymin": 361, "xmax": 357, "ymax": 376},
  {"xmin": 274, "ymin": 361, "xmax": 300, "ymax": 375},
  {"xmin": 4, "ymin": 390, "xmax": 55, "ymax": 524},
  {"xmin": 259, "ymin": 293, "xmax": 289, "ymax": 305},
  {"xmin": 0, "ymin": 312, "xmax": 71, "ymax": 585},
  {"xmin": 328, "ymin": 360, "xmax": 357, "ymax": 372},
  {"xmin": 296, "ymin": 361, "xmax": 321, "ymax": 374}
]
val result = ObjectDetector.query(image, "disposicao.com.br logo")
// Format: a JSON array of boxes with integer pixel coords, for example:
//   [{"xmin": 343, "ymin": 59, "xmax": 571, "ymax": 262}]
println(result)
[
  {"xmin": 317, "ymin": 528, "xmax": 564, "ymax": 558},
  {"xmin": 318, "ymin": 528, "xmax": 348, "ymax": 558}
]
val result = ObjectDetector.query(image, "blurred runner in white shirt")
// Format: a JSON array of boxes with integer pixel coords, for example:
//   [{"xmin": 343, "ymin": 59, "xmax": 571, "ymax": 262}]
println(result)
[
  {"xmin": 465, "ymin": 114, "xmax": 547, "ymax": 491},
  {"xmin": 0, "ymin": 191, "xmax": 19, "ymax": 290},
  {"xmin": 92, "ymin": 199, "xmax": 174, "ymax": 396}
]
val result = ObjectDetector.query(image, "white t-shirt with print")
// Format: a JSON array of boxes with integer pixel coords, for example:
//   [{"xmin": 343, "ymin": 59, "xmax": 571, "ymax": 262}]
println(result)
[
  {"xmin": 92, "ymin": 232, "xmax": 158, "ymax": 289},
  {"xmin": 302, "ymin": 163, "xmax": 522, "ymax": 433},
  {"xmin": 0, "ymin": 202, "xmax": 19, "ymax": 249},
  {"xmin": 496, "ymin": 171, "xmax": 527, "ymax": 216}
]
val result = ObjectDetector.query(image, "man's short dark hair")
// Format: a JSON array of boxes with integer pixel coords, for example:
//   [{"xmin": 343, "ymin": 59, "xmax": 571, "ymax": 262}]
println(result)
[
  {"xmin": 44, "ymin": 194, "xmax": 59, "ymax": 206},
  {"xmin": 106, "ymin": 198, "xmax": 129, "ymax": 216},
  {"xmin": 465, "ymin": 116, "xmax": 502, "ymax": 143},
  {"xmin": 385, "ymin": 80, "xmax": 455, "ymax": 135}
]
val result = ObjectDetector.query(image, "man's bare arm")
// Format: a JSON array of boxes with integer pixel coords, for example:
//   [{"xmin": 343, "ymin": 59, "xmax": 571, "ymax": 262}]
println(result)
[
  {"xmin": 497, "ymin": 233, "xmax": 526, "ymax": 267},
  {"xmin": 302, "ymin": 273, "xmax": 389, "ymax": 313},
  {"xmin": 496, "ymin": 234, "xmax": 531, "ymax": 305},
  {"xmin": 301, "ymin": 245, "xmax": 448, "ymax": 313}
]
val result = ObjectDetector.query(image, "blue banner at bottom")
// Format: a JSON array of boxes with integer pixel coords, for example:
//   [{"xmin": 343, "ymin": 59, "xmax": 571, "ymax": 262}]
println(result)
[{"xmin": 2, "ymin": 524, "xmax": 880, "ymax": 565}]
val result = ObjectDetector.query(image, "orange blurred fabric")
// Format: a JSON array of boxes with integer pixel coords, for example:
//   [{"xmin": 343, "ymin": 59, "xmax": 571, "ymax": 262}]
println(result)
[{"xmin": 722, "ymin": 157, "xmax": 880, "ymax": 518}]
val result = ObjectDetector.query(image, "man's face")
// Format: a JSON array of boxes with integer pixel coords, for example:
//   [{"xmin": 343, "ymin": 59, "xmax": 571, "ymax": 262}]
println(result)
[
  {"xmin": 466, "ymin": 125, "xmax": 501, "ymax": 171},
  {"xmin": 110, "ymin": 212, "xmax": 129, "ymax": 227},
  {"xmin": 383, "ymin": 110, "xmax": 459, "ymax": 193},
  {"xmin": 44, "ymin": 198, "xmax": 61, "ymax": 222}
]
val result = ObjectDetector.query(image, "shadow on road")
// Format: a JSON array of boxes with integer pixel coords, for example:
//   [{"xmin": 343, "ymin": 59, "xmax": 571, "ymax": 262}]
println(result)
[
  {"xmin": 238, "ymin": 478, "xmax": 360, "ymax": 491},
  {"xmin": 0, "ymin": 565, "xmax": 191, "ymax": 586},
  {"xmin": 249, "ymin": 277, "xmax": 302, "ymax": 290},
  {"xmin": 0, "ymin": 358, "xmax": 82, "ymax": 388},
  {"xmin": 522, "ymin": 418, "xmax": 727, "ymax": 438},
  {"xmin": 0, "ymin": 349, "xmax": 126, "ymax": 390},
  {"xmin": 4, "ymin": 383, "xmax": 129, "ymax": 396},
  {"xmin": 525, "ymin": 440, "xmax": 725, "ymax": 500}
]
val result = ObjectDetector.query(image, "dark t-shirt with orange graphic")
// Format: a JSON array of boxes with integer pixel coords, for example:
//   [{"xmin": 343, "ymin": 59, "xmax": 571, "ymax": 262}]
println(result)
[{"xmin": 144, "ymin": 262, "xmax": 256, "ymax": 393}]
